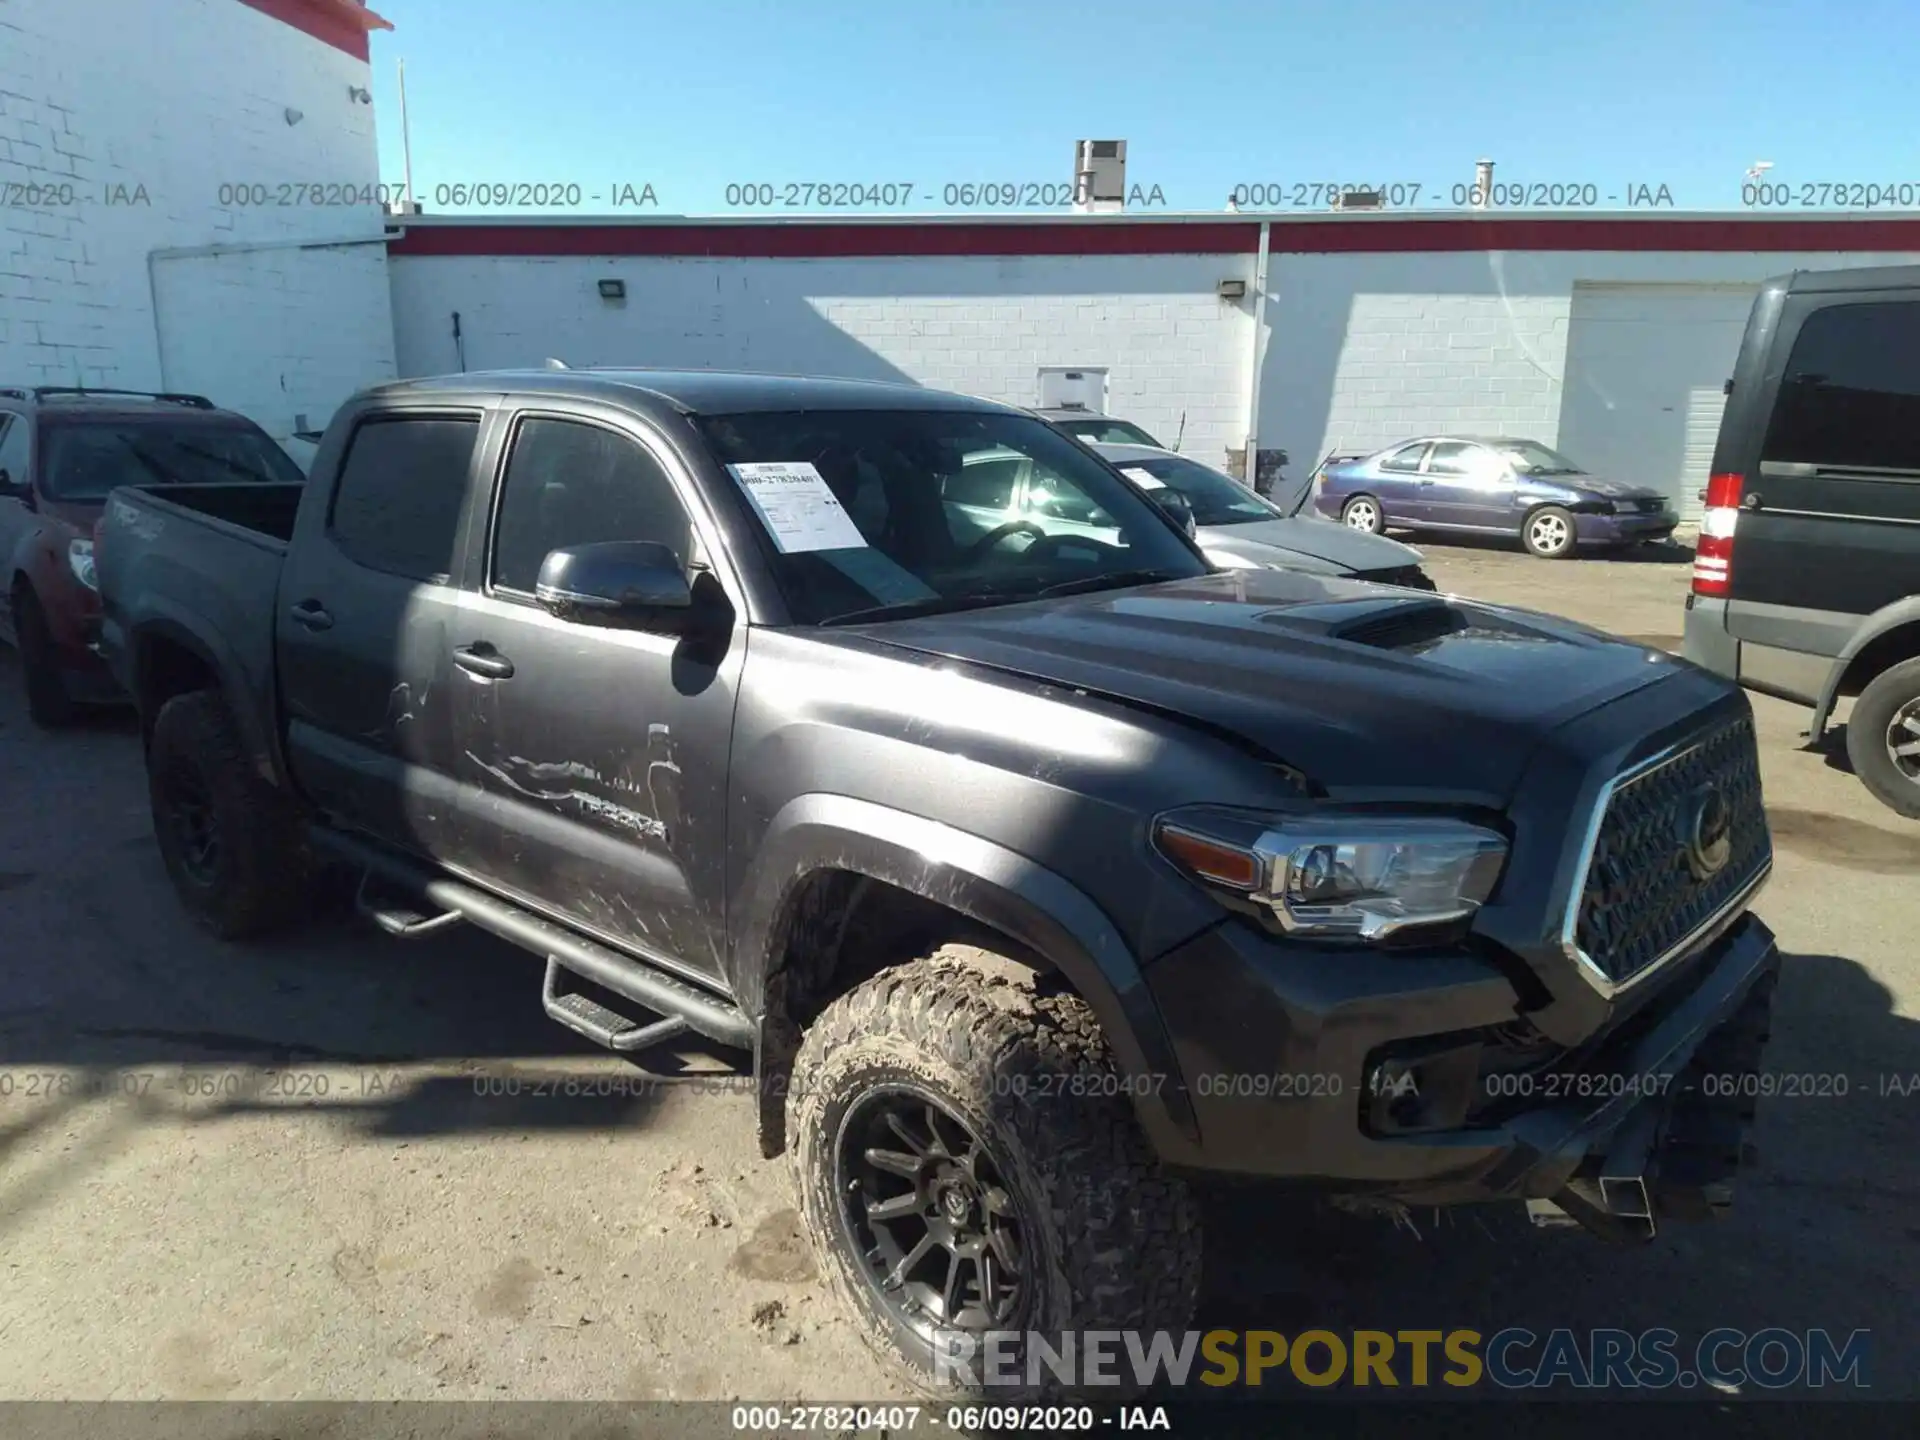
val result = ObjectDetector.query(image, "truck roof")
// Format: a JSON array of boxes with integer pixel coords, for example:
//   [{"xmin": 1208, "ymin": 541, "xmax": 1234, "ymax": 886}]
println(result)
[{"xmin": 361, "ymin": 368, "xmax": 1027, "ymax": 418}]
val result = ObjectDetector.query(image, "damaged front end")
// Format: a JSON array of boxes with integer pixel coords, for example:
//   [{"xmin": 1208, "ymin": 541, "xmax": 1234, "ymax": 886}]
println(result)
[{"xmin": 1525, "ymin": 958, "xmax": 1775, "ymax": 1241}]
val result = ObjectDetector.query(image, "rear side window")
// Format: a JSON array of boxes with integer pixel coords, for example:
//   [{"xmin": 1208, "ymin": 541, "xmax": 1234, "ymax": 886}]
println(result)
[
  {"xmin": 329, "ymin": 416, "xmax": 479, "ymax": 581},
  {"xmin": 1379, "ymin": 442, "xmax": 1430, "ymax": 472},
  {"xmin": 490, "ymin": 417, "xmax": 691, "ymax": 595},
  {"xmin": 1763, "ymin": 300, "xmax": 1920, "ymax": 472}
]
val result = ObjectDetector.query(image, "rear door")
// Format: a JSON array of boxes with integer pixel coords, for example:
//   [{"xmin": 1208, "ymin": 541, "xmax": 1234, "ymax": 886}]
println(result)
[
  {"xmin": 446, "ymin": 407, "xmax": 747, "ymax": 986},
  {"xmin": 1725, "ymin": 293, "xmax": 1920, "ymax": 656},
  {"xmin": 276, "ymin": 405, "xmax": 487, "ymax": 859}
]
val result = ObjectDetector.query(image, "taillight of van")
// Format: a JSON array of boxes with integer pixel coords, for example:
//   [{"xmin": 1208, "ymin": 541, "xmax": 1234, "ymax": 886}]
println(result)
[{"xmin": 1692, "ymin": 472, "xmax": 1743, "ymax": 597}]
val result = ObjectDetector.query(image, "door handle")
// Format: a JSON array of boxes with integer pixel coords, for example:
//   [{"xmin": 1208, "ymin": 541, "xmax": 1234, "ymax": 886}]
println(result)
[
  {"xmin": 288, "ymin": 600, "xmax": 333, "ymax": 631},
  {"xmin": 453, "ymin": 644, "xmax": 514, "ymax": 680}
]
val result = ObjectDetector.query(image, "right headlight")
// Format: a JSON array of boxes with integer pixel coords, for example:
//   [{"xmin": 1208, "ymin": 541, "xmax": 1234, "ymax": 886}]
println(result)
[{"xmin": 1154, "ymin": 812, "xmax": 1508, "ymax": 942}]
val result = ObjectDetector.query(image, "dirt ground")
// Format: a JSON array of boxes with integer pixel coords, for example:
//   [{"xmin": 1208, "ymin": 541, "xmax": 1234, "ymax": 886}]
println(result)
[{"xmin": 0, "ymin": 533, "xmax": 1914, "ymax": 1408}]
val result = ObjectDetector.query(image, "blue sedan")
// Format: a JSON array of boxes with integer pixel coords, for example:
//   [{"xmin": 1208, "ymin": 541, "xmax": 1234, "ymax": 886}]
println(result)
[{"xmin": 1312, "ymin": 436, "xmax": 1677, "ymax": 559}]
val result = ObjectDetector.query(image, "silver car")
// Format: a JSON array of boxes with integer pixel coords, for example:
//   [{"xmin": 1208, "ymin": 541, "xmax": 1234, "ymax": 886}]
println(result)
[{"xmin": 1090, "ymin": 443, "xmax": 1435, "ymax": 589}]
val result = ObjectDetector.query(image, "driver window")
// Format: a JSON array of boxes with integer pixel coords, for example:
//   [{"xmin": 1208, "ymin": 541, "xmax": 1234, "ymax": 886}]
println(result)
[{"xmin": 1022, "ymin": 460, "xmax": 1117, "ymax": 528}]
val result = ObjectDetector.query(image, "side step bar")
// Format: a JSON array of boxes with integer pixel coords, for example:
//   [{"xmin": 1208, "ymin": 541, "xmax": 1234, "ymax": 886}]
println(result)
[
  {"xmin": 311, "ymin": 827, "xmax": 754, "ymax": 1052},
  {"xmin": 542, "ymin": 960, "xmax": 691, "ymax": 1052}
]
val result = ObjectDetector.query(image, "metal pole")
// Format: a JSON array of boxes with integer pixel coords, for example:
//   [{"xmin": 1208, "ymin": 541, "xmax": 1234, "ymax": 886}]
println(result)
[
  {"xmin": 1243, "ymin": 220, "xmax": 1271, "ymax": 486},
  {"xmin": 399, "ymin": 59, "xmax": 416, "ymax": 208}
]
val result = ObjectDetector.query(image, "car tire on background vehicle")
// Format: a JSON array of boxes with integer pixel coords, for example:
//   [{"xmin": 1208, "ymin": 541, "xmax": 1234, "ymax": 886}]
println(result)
[
  {"xmin": 1341, "ymin": 494, "xmax": 1385, "ymax": 534},
  {"xmin": 1844, "ymin": 657, "xmax": 1920, "ymax": 819},
  {"xmin": 1522, "ymin": 504, "xmax": 1577, "ymax": 559},
  {"xmin": 14, "ymin": 588, "xmax": 78, "ymax": 729},
  {"xmin": 788, "ymin": 944, "xmax": 1202, "ymax": 1401},
  {"xmin": 147, "ymin": 690, "xmax": 314, "ymax": 939}
]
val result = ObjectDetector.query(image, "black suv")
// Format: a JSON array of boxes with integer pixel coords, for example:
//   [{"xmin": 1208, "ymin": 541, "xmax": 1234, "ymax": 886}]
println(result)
[
  {"xmin": 1683, "ymin": 265, "xmax": 1920, "ymax": 817},
  {"xmin": 98, "ymin": 369, "xmax": 1781, "ymax": 1397}
]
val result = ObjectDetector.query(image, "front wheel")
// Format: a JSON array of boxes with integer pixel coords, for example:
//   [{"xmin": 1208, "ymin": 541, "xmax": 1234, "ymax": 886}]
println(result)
[
  {"xmin": 1845, "ymin": 657, "xmax": 1920, "ymax": 819},
  {"xmin": 1341, "ymin": 494, "xmax": 1385, "ymax": 534},
  {"xmin": 15, "ymin": 589, "xmax": 78, "ymax": 729},
  {"xmin": 1522, "ymin": 505, "xmax": 1577, "ymax": 559},
  {"xmin": 788, "ymin": 946, "xmax": 1202, "ymax": 1400}
]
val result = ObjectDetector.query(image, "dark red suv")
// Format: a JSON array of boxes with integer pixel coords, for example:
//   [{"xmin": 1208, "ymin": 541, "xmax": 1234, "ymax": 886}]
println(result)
[{"xmin": 0, "ymin": 387, "xmax": 306, "ymax": 726}]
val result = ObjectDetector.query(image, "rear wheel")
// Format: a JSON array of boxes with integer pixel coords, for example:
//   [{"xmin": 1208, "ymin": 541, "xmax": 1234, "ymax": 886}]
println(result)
[
  {"xmin": 1522, "ymin": 505, "xmax": 1577, "ymax": 559},
  {"xmin": 1845, "ymin": 658, "xmax": 1920, "ymax": 819},
  {"xmin": 148, "ymin": 690, "xmax": 313, "ymax": 938},
  {"xmin": 1341, "ymin": 494, "xmax": 1385, "ymax": 534},
  {"xmin": 15, "ymin": 588, "xmax": 78, "ymax": 729},
  {"xmin": 788, "ymin": 945, "xmax": 1202, "ymax": 1400}
]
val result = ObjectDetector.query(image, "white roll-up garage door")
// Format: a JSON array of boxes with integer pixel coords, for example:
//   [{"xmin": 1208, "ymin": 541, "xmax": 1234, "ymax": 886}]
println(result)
[{"xmin": 1556, "ymin": 283, "xmax": 1758, "ymax": 521}]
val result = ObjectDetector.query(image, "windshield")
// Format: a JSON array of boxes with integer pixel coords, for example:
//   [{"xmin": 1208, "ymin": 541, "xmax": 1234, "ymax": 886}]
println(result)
[
  {"xmin": 42, "ymin": 420, "xmax": 306, "ymax": 500},
  {"xmin": 696, "ymin": 410, "xmax": 1207, "ymax": 625},
  {"xmin": 1492, "ymin": 440, "xmax": 1585, "ymax": 476},
  {"xmin": 1056, "ymin": 417, "xmax": 1164, "ymax": 447},
  {"xmin": 1113, "ymin": 455, "xmax": 1281, "ymax": 527}
]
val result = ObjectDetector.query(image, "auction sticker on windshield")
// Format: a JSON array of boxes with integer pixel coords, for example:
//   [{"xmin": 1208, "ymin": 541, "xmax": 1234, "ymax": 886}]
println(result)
[{"xmin": 727, "ymin": 461, "xmax": 868, "ymax": 553}]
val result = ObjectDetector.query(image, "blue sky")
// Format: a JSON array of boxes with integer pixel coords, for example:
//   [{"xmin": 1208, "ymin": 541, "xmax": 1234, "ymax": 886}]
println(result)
[{"xmin": 365, "ymin": 0, "xmax": 1918, "ymax": 216}]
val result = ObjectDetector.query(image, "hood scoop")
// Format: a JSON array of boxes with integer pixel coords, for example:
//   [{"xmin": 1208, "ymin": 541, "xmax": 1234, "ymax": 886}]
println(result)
[{"xmin": 1326, "ymin": 599, "xmax": 1469, "ymax": 651}]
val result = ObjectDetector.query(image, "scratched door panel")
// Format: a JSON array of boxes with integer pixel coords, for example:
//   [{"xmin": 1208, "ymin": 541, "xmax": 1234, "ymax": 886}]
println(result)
[{"xmin": 445, "ymin": 591, "xmax": 742, "ymax": 987}]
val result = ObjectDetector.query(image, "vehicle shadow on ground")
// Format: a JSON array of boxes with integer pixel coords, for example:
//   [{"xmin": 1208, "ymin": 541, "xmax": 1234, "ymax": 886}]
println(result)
[
  {"xmin": 1192, "ymin": 950, "xmax": 1919, "ymax": 1400},
  {"xmin": 1412, "ymin": 532, "xmax": 1694, "ymax": 566}
]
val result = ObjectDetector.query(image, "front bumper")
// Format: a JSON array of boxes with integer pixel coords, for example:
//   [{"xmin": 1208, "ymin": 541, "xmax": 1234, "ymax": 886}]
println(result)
[
  {"xmin": 1143, "ymin": 909, "xmax": 1778, "ymax": 1226},
  {"xmin": 1575, "ymin": 509, "xmax": 1678, "ymax": 545}
]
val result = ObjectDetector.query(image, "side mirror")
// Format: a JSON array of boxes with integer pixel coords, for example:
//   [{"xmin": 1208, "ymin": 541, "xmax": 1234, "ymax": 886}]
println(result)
[
  {"xmin": 1147, "ymin": 487, "xmax": 1196, "ymax": 535},
  {"xmin": 534, "ymin": 540, "xmax": 692, "ymax": 631}
]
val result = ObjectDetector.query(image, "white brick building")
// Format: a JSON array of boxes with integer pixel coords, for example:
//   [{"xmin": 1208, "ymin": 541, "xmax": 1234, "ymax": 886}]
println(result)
[
  {"xmin": 0, "ymin": 0, "xmax": 398, "ymax": 444},
  {"xmin": 387, "ymin": 214, "xmax": 1920, "ymax": 517}
]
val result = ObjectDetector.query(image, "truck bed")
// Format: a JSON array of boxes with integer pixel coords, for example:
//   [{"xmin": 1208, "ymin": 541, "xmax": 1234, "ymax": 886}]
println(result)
[
  {"xmin": 119, "ymin": 481, "xmax": 306, "ymax": 546},
  {"xmin": 95, "ymin": 482, "xmax": 305, "ymax": 719}
]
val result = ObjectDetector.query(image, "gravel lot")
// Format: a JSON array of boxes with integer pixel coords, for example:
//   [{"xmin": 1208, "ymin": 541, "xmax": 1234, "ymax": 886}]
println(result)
[{"xmin": 0, "ymin": 534, "xmax": 1914, "ymax": 1407}]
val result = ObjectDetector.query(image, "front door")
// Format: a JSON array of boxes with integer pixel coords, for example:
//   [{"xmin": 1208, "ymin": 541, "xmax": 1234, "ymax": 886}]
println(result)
[
  {"xmin": 1422, "ymin": 441, "xmax": 1514, "ymax": 529},
  {"xmin": 448, "ymin": 411, "xmax": 744, "ymax": 986},
  {"xmin": 1372, "ymin": 441, "xmax": 1434, "ymax": 523},
  {"xmin": 276, "ymin": 408, "xmax": 485, "ymax": 861}
]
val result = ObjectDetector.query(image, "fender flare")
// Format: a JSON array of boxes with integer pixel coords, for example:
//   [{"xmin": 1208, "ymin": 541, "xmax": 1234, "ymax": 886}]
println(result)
[
  {"xmin": 127, "ymin": 606, "xmax": 281, "ymax": 783},
  {"xmin": 738, "ymin": 793, "xmax": 1201, "ymax": 1161},
  {"xmin": 1807, "ymin": 598, "xmax": 1920, "ymax": 740}
]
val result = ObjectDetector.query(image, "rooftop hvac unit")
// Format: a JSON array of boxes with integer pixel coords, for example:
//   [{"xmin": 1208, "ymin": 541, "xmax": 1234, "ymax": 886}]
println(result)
[
  {"xmin": 1073, "ymin": 140, "xmax": 1127, "ymax": 212},
  {"xmin": 1330, "ymin": 188, "xmax": 1385, "ymax": 211}
]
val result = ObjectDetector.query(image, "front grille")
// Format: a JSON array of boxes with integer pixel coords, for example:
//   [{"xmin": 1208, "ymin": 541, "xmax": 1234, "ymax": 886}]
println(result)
[
  {"xmin": 1362, "ymin": 564, "xmax": 1439, "ymax": 592},
  {"xmin": 1567, "ymin": 718, "xmax": 1770, "ymax": 989}
]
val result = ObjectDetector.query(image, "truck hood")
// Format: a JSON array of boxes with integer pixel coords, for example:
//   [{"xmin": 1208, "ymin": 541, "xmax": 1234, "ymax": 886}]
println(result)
[
  {"xmin": 1198, "ymin": 516, "xmax": 1423, "ymax": 575},
  {"xmin": 831, "ymin": 570, "xmax": 1682, "ymax": 803}
]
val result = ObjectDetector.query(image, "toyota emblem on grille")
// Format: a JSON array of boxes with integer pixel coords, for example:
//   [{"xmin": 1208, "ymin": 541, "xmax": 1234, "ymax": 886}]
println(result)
[{"xmin": 1682, "ymin": 785, "xmax": 1734, "ymax": 881}]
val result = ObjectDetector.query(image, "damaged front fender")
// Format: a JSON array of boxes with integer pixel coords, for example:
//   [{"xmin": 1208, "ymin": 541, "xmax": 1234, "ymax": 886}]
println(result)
[{"xmin": 737, "ymin": 793, "xmax": 1202, "ymax": 1163}]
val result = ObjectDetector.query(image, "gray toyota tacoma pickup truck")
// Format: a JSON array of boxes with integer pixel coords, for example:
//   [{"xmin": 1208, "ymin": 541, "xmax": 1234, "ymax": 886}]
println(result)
[{"xmin": 98, "ymin": 369, "xmax": 1780, "ymax": 1397}]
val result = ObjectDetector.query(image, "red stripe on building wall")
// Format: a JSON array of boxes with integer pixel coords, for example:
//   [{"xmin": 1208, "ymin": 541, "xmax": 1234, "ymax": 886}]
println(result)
[
  {"xmin": 1271, "ymin": 216, "xmax": 1920, "ymax": 253},
  {"xmin": 234, "ymin": 0, "xmax": 391, "ymax": 63},
  {"xmin": 385, "ymin": 221, "xmax": 1265, "ymax": 259},
  {"xmin": 383, "ymin": 215, "xmax": 1920, "ymax": 260}
]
